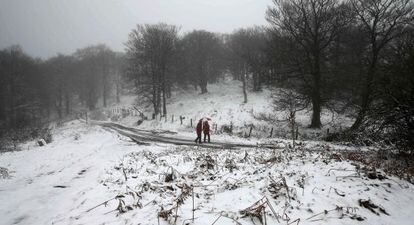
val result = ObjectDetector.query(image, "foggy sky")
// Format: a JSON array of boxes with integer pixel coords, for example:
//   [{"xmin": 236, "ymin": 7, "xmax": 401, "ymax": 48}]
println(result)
[{"xmin": 0, "ymin": 0, "xmax": 271, "ymax": 59}]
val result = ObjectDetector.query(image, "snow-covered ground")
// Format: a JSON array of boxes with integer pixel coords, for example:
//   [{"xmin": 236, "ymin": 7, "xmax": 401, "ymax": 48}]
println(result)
[
  {"xmin": 0, "ymin": 121, "xmax": 139, "ymax": 225},
  {"xmin": 1, "ymin": 80, "xmax": 412, "ymax": 225},
  {"xmin": 111, "ymin": 79, "xmax": 353, "ymax": 141},
  {"xmin": 1, "ymin": 120, "xmax": 414, "ymax": 225}
]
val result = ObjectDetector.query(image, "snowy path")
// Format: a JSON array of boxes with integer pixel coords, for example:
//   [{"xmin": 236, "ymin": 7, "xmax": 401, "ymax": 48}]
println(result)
[
  {"xmin": 93, "ymin": 121, "xmax": 261, "ymax": 149},
  {"xmin": 0, "ymin": 123, "xmax": 139, "ymax": 225},
  {"xmin": 1, "ymin": 121, "xmax": 414, "ymax": 225},
  {"xmin": 92, "ymin": 121, "xmax": 377, "ymax": 157}
]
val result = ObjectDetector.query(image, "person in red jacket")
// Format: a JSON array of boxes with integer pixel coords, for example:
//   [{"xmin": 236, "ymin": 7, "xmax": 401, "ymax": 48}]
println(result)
[
  {"xmin": 203, "ymin": 120, "xmax": 210, "ymax": 143},
  {"xmin": 195, "ymin": 119, "xmax": 203, "ymax": 144}
]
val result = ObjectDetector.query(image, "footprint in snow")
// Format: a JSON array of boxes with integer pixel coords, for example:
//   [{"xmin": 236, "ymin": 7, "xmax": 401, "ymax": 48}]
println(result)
[{"xmin": 78, "ymin": 169, "xmax": 88, "ymax": 176}]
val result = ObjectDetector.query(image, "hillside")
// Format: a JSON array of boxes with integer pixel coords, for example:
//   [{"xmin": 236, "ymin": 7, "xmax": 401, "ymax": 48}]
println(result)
[
  {"xmin": 0, "ymin": 120, "xmax": 413, "ymax": 225},
  {"xmin": 113, "ymin": 79, "xmax": 353, "ymax": 142}
]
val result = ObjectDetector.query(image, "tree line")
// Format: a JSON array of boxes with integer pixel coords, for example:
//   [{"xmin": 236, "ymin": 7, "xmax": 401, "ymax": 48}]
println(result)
[
  {"xmin": 0, "ymin": 0, "xmax": 413, "ymax": 151},
  {"xmin": 124, "ymin": 0, "xmax": 413, "ymax": 151},
  {"xmin": 266, "ymin": 0, "xmax": 413, "ymax": 151},
  {"xmin": 0, "ymin": 44, "xmax": 125, "ymax": 131}
]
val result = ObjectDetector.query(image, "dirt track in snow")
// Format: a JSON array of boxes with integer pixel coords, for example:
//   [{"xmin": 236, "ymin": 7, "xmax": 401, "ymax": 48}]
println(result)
[
  {"xmin": 92, "ymin": 121, "xmax": 262, "ymax": 149},
  {"xmin": 92, "ymin": 120, "xmax": 383, "ymax": 164}
]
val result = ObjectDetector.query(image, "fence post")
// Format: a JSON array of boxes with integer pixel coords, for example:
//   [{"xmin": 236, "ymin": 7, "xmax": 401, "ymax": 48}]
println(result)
[
  {"xmin": 269, "ymin": 127, "xmax": 273, "ymax": 138},
  {"xmin": 85, "ymin": 111, "xmax": 88, "ymax": 124},
  {"xmin": 172, "ymin": 115, "xmax": 174, "ymax": 123},
  {"xmin": 165, "ymin": 115, "xmax": 167, "ymax": 122},
  {"xmin": 180, "ymin": 116, "xmax": 183, "ymax": 125},
  {"xmin": 190, "ymin": 119, "xmax": 193, "ymax": 128},
  {"xmin": 248, "ymin": 125, "xmax": 253, "ymax": 138}
]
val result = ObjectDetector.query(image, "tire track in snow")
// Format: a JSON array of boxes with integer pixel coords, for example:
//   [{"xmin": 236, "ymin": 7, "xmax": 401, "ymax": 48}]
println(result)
[{"xmin": 92, "ymin": 121, "xmax": 260, "ymax": 149}]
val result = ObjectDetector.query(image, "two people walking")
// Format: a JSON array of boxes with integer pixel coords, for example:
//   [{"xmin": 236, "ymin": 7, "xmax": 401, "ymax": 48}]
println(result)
[{"xmin": 195, "ymin": 119, "xmax": 210, "ymax": 144}]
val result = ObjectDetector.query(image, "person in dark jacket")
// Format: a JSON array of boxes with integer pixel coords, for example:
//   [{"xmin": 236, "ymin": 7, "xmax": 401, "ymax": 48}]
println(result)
[
  {"xmin": 195, "ymin": 119, "xmax": 203, "ymax": 144},
  {"xmin": 203, "ymin": 120, "xmax": 210, "ymax": 143}
]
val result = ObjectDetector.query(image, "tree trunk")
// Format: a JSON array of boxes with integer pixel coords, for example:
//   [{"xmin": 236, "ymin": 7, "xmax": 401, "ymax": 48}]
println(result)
[
  {"xmin": 310, "ymin": 56, "xmax": 322, "ymax": 128},
  {"xmin": 351, "ymin": 53, "xmax": 378, "ymax": 130},
  {"xmin": 166, "ymin": 82, "xmax": 172, "ymax": 98},
  {"xmin": 200, "ymin": 82, "xmax": 208, "ymax": 94},
  {"xmin": 87, "ymin": 90, "xmax": 95, "ymax": 110},
  {"xmin": 65, "ymin": 92, "xmax": 70, "ymax": 115},
  {"xmin": 9, "ymin": 80, "xmax": 16, "ymax": 128},
  {"xmin": 162, "ymin": 67, "xmax": 167, "ymax": 116},
  {"xmin": 103, "ymin": 89, "xmax": 107, "ymax": 108},
  {"xmin": 8, "ymin": 62, "xmax": 16, "ymax": 128},
  {"xmin": 291, "ymin": 112, "xmax": 296, "ymax": 149},
  {"xmin": 103, "ymin": 73, "xmax": 107, "ymax": 108},
  {"xmin": 157, "ymin": 82, "xmax": 162, "ymax": 116},
  {"xmin": 242, "ymin": 64, "xmax": 248, "ymax": 103},
  {"xmin": 116, "ymin": 81, "xmax": 121, "ymax": 103},
  {"xmin": 0, "ymin": 89, "xmax": 5, "ymax": 122},
  {"xmin": 252, "ymin": 67, "xmax": 261, "ymax": 92},
  {"xmin": 310, "ymin": 92, "xmax": 322, "ymax": 128},
  {"xmin": 199, "ymin": 65, "xmax": 208, "ymax": 94},
  {"xmin": 57, "ymin": 89, "xmax": 63, "ymax": 119},
  {"xmin": 151, "ymin": 69, "xmax": 158, "ymax": 116},
  {"xmin": 162, "ymin": 86, "xmax": 167, "ymax": 116}
]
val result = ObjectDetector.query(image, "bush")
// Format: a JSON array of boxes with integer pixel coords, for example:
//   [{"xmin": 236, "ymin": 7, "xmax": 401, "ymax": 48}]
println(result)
[
  {"xmin": 0, "ymin": 126, "xmax": 53, "ymax": 152},
  {"xmin": 41, "ymin": 128, "xmax": 53, "ymax": 144},
  {"xmin": 0, "ymin": 167, "xmax": 9, "ymax": 179},
  {"xmin": 90, "ymin": 110, "xmax": 108, "ymax": 121}
]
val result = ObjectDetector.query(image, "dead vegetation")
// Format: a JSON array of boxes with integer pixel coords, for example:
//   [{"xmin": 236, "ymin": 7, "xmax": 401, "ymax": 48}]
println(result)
[
  {"xmin": 0, "ymin": 167, "xmax": 10, "ymax": 179},
  {"xmin": 358, "ymin": 199, "xmax": 389, "ymax": 216},
  {"xmin": 92, "ymin": 144, "xmax": 411, "ymax": 224}
]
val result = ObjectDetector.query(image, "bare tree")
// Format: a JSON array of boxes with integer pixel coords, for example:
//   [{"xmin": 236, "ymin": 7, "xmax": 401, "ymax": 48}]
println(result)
[
  {"xmin": 181, "ymin": 30, "xmax": 224, "ymax": 94},
  {"xmin": 74, "ymin": 45, "xmax": 115, "ymax": 110},
  {"xmin": 227, "ymin": 29, "xmax": 258, "ymax": 103},
  {"xmin": 349, "ymin": 0, "xmax": 414, "ymax": 130},
  {"xmin": 0, "ymin": 46, "xmax": 40, "ymax": 128},
  {"xmin": 274, "ymin": 89, "xmax": 308, "ymax": 149},
  {"xmin": 44, "ymin": 54, "xmax": 76, "ymax": 118},
  {"xmin": 228, "ymin": 27, "xmax": 268, "ymax": 94},
  {"xmin": 363, "ymin": 29, "xmax": 414, "ymax": 156},
  {"xmin": 113, "ymin": 53, "xmax": 127, "ymax": 103},
  {"xmin": 267, "ymin": 0, "xmax": 348, "ymax": 128},
  {"xmin": 126, "ymin": 23, "xmax": 178, "ymax": 116}
]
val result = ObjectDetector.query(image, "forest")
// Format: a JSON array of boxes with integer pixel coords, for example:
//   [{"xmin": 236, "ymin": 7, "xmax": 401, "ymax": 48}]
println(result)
[
  {"xmin": 0, "ymin": 0, "xmax": 413, "ymax": 155},
  {"xmin": 2, "ymin": 1, "xmax": 414, "ymax": 224}
]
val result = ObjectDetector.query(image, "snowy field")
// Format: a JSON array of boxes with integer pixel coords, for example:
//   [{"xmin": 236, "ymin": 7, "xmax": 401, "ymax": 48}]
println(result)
[
  {"xmin": 0, "ymin": 81, "xmax": 412, "ymax": 225},
  {"xmin": 1, "ymin": 121, "xmax": 414, "ymax": 225},
  {"xmin": 115, "ymin": 79, "xmax": 353, "ymax": 141}
]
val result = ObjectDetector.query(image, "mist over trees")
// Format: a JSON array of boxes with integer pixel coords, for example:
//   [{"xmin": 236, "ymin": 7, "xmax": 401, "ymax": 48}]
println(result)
[
  {"xmin": 0, "ymin": 44, "xmax": 124, "ymax": 132},
  {"xmin": 0, "ymin": 46, "xmax": 40, "ymax": 129},
  {"xmin": 180, "ymin": 30, "xmax": 225, "ymax": 93},
  {"xmin": 227, "ymin": 27, "xmax": 271, "ymax": 103},
  {"xmin": 349, "ymin": 0, "xmax": 414, "ymax": 130},
  {"xmin": 0, "ymin": 0, "xmax": 413, "ymax": 152},
  {"xmin": 125, "ymin": 24, "xmax": 179, "ymax": 116},
  {"xmin": 267, "ymin": 0, "xmax": 349, "ymax": 128}
]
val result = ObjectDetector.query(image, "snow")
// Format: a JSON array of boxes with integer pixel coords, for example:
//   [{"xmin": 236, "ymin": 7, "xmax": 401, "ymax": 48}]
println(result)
[
  {"xmin": 0, "ymin": 121, "xmax": 138, "ymax": 225},
  {"xmin": 1, "ymin": 120, "xmax": 414, "ymax": 225},
  {"xmin": 116, "ymin": 79, "xmax": 353, "ymax": 141},
  {"xmin": 0, "ymin": 80, "xmax": 412, "ymax": 225}
]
